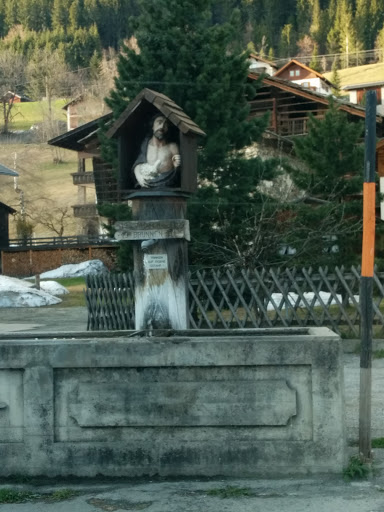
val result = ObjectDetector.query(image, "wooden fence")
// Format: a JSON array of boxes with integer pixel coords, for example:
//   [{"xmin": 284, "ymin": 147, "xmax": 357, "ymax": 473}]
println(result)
[{"xmin": 85, "ymin": 265, "xmax": 384, "ymax": 336}]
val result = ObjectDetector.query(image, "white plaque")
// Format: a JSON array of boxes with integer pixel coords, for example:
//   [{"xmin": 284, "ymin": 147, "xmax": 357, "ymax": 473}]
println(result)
[{"xmin": 144, "ymin": 254, "xmax": 168, "ymax": 270}]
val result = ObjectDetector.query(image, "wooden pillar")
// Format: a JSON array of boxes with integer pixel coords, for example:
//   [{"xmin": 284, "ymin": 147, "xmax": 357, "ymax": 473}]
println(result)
[{"xmin": 131, "ymin": 195, "xmax": 189, "ymax": 330}]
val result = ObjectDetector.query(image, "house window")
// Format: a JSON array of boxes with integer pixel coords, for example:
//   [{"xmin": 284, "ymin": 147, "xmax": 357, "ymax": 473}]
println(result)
[
  {"xmin": 289, "ymin": 70, "xmax": 295, "ymax": 77},
  {"xmin": 302, "ymin": 82, "xmax": 310, "ymax": 88},
  {"xmin": 295, "ymin": 70, "xmax": 300, "ymax": 76}
]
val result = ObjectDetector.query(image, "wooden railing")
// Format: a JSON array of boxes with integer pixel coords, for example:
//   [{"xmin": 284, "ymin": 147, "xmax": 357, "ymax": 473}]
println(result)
[
  {"xmin": 85, "ymin": 265, "xmax": 383, "ymax": 337},
  {"xmin": 71, "ymin": 172, "xmax": 95, "ymax": 185},
  {"xmin": 6, "ymin": 235, "xmax": 115, "ymax": 249},
  {"xmin": 72, "ymin": 204, "xmax": 98, "ymax": 217}
]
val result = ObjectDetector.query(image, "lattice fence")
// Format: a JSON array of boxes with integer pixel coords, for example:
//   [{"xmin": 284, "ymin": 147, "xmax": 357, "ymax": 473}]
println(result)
[{"xmin": 85, "ymin": 266, "xmax": 384, "ymax": 336}]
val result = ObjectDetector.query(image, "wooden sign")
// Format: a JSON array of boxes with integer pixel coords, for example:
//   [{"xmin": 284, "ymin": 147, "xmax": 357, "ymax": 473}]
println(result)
[{"xmin": 114, "ymin": 219, "xmax": 190, "ymax": 241}]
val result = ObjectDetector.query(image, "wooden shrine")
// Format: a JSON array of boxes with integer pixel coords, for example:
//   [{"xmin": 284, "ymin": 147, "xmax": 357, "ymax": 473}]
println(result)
[{"xmin": 107, "ymin": 89, "xmax": 205, "ymax": 330}]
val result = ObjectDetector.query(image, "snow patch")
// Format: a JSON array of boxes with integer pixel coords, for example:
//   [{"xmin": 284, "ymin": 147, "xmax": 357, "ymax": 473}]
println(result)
[
  {"xmin": 40, "ymin": 281, "xmax": 69, "ymax": 296},
  {"xmin": 0, "ymin": 276, "xmax": 61, "ymax": 307},
  {"xmin": 40, "ymin": 259, "xmax": 108, "ymax": 279}
]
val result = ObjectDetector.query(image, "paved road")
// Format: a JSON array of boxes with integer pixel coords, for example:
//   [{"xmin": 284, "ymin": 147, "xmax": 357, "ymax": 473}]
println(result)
[
  {"xmin": 1, "ymin": 474, "xmax": 384, "ymax": 512},
  {"xmin": 0, "ymin": 307, "xmax": 88, "ymax": 333},
  {"xmin": 1, "ymin": 307, "xmax": 384, "ymax": 511}
]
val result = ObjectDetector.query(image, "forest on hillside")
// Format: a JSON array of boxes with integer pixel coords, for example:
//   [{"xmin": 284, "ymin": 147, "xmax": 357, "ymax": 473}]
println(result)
[{"xmin": 0, "ymin": 0, "xmax": 383, "ymax": 74}]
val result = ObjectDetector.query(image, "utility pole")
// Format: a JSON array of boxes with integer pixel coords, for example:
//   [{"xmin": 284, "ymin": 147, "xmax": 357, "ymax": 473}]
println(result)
[{"xmin": 359, "ymin": 90, "xmax": 377, "ymax": 462}]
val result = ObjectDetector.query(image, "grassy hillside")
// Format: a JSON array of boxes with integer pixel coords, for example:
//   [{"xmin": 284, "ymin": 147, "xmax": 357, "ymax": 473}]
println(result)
[
  {"xmin": 0, "ymin": 143, "xmax": 80, "ymax": 238},
  {"xmin": 324, "ymin": 62, "xmax": 384, "ymax": 89},
  {"xmin": 11, "ymin": 99, "xmax": 67, "ymax": 131},
  {"xmin": 0, "ymin": 97, "xmax": 98, "ymax": 239}
]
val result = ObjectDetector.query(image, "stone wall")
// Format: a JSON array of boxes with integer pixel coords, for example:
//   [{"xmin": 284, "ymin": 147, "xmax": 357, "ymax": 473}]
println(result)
[{"xmin": 0, "ymin": 327, "xmax": 345, "ymax": 477}]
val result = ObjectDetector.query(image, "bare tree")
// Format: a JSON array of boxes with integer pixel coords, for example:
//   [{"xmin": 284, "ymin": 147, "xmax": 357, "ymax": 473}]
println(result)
[
  {"xmin": 28, "ymin": 204, "xmax": 72, "ymax": 237},
  {"xmin": 0, "ymin": 50, "xmax": 27, "ymax": 133}
]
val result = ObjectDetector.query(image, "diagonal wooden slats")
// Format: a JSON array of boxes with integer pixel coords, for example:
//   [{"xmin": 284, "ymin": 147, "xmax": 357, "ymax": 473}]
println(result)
[{"xmin": 85, "ymin": 266, "xmax": 384, "ymax": 335}]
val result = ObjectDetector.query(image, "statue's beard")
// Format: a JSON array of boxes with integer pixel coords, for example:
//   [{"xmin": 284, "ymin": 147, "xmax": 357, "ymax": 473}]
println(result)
[{"xmin": 154, "ymin": 130, "xmax": 165, "ymax": 140}]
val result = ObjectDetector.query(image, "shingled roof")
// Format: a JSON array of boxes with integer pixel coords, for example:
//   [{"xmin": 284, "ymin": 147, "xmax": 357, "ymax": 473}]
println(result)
[
  {"xmin": 106, "ymin": 88, "xmax": 206, "ymax": 139},
  {"xmin": 0, "ymin": 163, "xmax": 18, "ymax": 176}
]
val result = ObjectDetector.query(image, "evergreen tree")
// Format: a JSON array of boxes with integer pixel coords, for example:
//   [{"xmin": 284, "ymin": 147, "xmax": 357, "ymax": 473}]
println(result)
[
  {"xmin": 288, "ymin": 99, "xmax": 364, "ymax": 265},
  {"xmin": 309, "ymin": 45, "xmax": 322, "ymax": 72},
  {"xmin": 4, "ymin": 0, "xmax": 19, "ymax": 29},
  {"xmin": 330, "ymin": 58, "xmax": 341, "ymax": 96},
  {"xmin": 102, "ymin": 0, "xmax": 279, "ymax": 267},
  {"xmin": 52, "ymin": 0, "xmax": 71, "ymax": 31}
]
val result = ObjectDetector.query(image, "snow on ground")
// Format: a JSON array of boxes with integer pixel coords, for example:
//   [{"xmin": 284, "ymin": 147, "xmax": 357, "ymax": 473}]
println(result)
[
  {"xmin": 40, "ymin": 259, "xmax": 108, "ymax": 279},
  {"xmin": 267, "ymin": 291, "xmax": 360, "ymax": 311},
  {"xmin": 39, "ymin": 281, "xmax": 69, "ymax": 296},
  {"xmin": 0, "ymin": 276, "xmax": 62, "ymax": 307},
  {"xmin": 0, "ymin": 260, "xmax": 106, "ymax": 307}
]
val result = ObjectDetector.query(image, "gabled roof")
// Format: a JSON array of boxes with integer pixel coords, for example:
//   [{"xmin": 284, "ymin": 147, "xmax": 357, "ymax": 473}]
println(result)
[
  {"xmin": 107, "ymin": 88, "xmax": 206, "ymax": 139},
  {"xmin": 274, "ymin": 59, "xmax": 335, "ymax": 87},
  {"xmin": 0, "ymin": 201, "xmax": 16, "ymax": 214},
  {"xmin": 343, "ymin": 81, "xmax": 384, "ymax": 91},
  {"xmin": 248, "ymin": 72, "xmax": 383, "ymax": 122},
  {"xmin": 0, "ymin": 163, "xmax": 18, "ymax": 176},
  {"xmin": 249, "ymin": 53, "xmax": 278, "ymax": 69},
  {"xmin": 48, "ymin": 112, "xmax": 112, "ymax": 151},
  {"xmin": 62, "ymin": 95, "xmax": 84, "ymax": 110}
]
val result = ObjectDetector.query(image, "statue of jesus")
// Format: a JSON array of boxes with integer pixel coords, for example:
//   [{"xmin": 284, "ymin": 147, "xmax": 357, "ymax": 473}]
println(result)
[{"xmin": 133, "ymin": 114, "xmax": 181, "ymax": 188}]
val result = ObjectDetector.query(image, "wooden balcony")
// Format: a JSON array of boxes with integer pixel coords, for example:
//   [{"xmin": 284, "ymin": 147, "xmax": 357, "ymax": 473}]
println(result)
[
  {"xmin": 72, "ymin": 204, "xmax": 98, "ymax": 218},
  {"xmin": 71, "ymin": 172, "xmax": 95, "ymax": 185}
]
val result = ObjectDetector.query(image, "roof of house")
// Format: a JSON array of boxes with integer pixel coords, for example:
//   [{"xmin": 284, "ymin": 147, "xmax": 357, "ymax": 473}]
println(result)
[
  {"xmin": 342, "ymin": 81, "xmax": 384, "ymax": 91},
  {"xmin": 249, "ymin": 53, "xmax": 278, "ymax": 69},
  {"xmin": 274, "ymin": 59, "xmax": 335, "ymax": 88},
  {"xmin": 62, "ymin": 95, "xmax": 84, "ymax": 110},
  {"xmin": 0, "ymin": 163, "xmax": 18, "ymax": 176},
  {"xmin": 107, "ymin": 88, "xmax": 206, "ymax": 139},
  {"xmin": 248, "ymin": 71, "xmax": 382, "ymax": 122},
  {"xmin": 0, "ymin": 201, "xmax": 16, "ymax": 214},
  {"xmin": 1, "ymin": 91, "xmax": 32, "ymax": 102},
  {"xmin": 48, "ymin": 112, "xmax": 112, "ymax": 151}
]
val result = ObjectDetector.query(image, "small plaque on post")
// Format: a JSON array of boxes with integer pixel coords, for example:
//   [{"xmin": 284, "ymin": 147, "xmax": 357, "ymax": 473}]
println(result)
[{"xmin": 144, "ymin": 254, "xmax": 168, "ymax": 270}]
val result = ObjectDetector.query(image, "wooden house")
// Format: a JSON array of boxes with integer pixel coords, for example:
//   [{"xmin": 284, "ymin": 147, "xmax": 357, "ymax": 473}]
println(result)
[
  {"xmin": 248, "ymin": 72, "xmax": 384, "ymax": 138},
  {"xmin": 273, "ymin": 59, "xmax": 335, "ymax": 96},
  {"xmin": 0, "ymin": 91, "xmax": 32, "ymax": 104},
  {"xmin": 342, "ymin": 81, "xmax": 384, "ymax": 114},
  {"xmin": 248, "ymin": 54, "xmax": 277, "ymax": 76},
  {"xmin": 48, "ymin": 113, "xmax": 114, "ymax": 235},
  {"xmin": 63, "ymin": 95, "xmax": 110, "ymax": 131},
  {"xmin": 48, "ymin": 78, "xmax": 384, "ymax": 228},
  {"xmin": 0, "ymin": 202, "xmax": 16, "ymax": 249}
]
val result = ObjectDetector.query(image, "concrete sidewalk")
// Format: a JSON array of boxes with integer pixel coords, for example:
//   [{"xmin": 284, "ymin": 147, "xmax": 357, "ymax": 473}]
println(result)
[
  {"xmin": 1, "ymin": 308, "xmax": 384, "ymax": 511},
  {"xmin": 1, "ymin": 473, "xmax": 384, "ymax": 512},
  {"xmin": 0, "ymin": 307, "xmax": 88, "ymax": 333}
]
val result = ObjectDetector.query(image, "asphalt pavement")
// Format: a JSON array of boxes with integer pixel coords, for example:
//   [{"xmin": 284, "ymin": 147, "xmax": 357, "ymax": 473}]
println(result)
[{"xmin": 1, "ymin": 306, "xmax": 384, "ymax": 511}]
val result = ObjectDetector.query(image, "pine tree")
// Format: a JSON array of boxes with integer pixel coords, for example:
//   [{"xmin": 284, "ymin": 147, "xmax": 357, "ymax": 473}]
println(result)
[
  {"xmin": 52, "ymin": 0, "xmax": 71, "ymax": 31},
  {"xmin": 309, "ymin": 45, "xmax": 322, "ymax": 72},
  {"xmin": 330, "ymin": 58, "xmax": 341, "ymax": 96},
  {"xmin": 289, "ymin": 99, "xmax": 364, "ymax": 265},
  {"xmin": 102, "ymin": 0, "xmax": 279, "ymax": 267}
]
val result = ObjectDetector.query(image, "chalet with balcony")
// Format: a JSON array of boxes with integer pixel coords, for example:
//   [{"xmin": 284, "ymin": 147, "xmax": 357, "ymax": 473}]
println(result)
[
  {"xmin": 48, "ymin": 113, "xmax": 114, "ymax": 236},
  {"xmin": 248, "ymin": 72, "xmax": 384, "ymax": 138},
  {"xmin": 273, "ymin": 60, "xmax": 335, "ymax": 96},
  {"xmin": 48, "ymin": 76, "xmax": 384, "ymax": 227}
]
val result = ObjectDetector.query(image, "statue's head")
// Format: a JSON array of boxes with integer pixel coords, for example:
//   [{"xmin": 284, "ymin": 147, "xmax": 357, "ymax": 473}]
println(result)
[{"xmin": 151, "ymin": 113, "xmax": 169, "ymax": 141}]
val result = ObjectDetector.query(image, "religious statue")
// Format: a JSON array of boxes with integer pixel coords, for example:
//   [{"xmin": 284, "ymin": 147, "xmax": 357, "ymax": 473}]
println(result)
[{"xmin": 133, "ymin": 114, "xmax": 181, "ymax": 188}]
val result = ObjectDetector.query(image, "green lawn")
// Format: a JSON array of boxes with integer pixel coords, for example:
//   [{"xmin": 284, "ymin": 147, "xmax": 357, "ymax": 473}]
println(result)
[
  {"xmin": 10, "ymin": 99, "xmax": 67, "ymax": 131},
  {"xmin": 44, "ymin": 277, "xmax": 86, "ymax": 307},
  {"xmin": 324, "ymin": 61, "xmax": 384, "ymax": 89}
]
